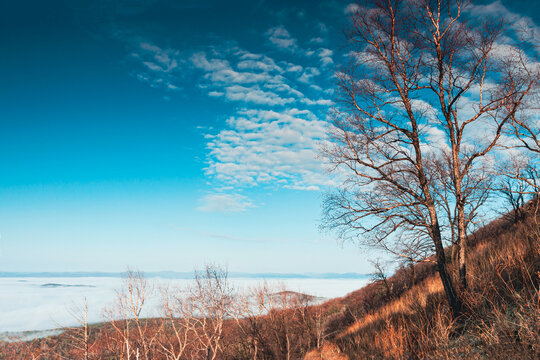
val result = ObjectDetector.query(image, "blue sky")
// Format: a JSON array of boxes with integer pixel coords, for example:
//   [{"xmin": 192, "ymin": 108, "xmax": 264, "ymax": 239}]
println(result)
[{"xmin": 0, "ymin": 0, "xmax": 537, "ymax": 273}]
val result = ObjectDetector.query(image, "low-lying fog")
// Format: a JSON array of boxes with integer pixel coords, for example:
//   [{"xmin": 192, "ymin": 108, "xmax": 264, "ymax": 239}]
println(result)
[{"xmin": 0, "ymin": 276, "xmax": 369, "ymax": 335}]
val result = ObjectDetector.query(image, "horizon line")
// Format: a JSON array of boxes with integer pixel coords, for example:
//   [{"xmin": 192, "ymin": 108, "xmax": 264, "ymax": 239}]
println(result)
[{"xmin": 0, "ymin": 271, "xmax": 370, "ymax": 279}]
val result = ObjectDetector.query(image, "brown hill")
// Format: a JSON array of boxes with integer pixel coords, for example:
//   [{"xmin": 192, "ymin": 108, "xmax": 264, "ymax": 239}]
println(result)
[{"xmin": 306, "ymin": 201, "xmax": 539, "ymax": 359}]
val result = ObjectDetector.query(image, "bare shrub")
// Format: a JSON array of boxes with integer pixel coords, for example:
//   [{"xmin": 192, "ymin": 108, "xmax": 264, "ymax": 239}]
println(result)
[
  {"xmin": 103, "ymin": 269, "xmax": 163, "ymax": 360},
  {"xmin": 233, "ymin": 282, "xmax": 320, "ymax": 360}
]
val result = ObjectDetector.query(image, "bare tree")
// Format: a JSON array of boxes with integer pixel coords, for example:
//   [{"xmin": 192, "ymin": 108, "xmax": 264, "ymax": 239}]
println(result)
[
  {"xmin": 232, "ymin": 284, "xmax": 269, "ymax": 360},
  {"xmin": 496, "ymin": 156, "xmax": 539, "ymax": 240},
  {"xmin": 417, "ymin": 1, "xmax": 537, "ymax": 289},
  {"xmin": 496, "ymin": 57, "xmax": 539, "ymax": 220},
  {"xmin": 323, "ymin": 0, "xmax": 538, "ymax": 316},
  {"xmin": 67, "ymin": 298, "xmax": 92, "ymax": 360},
  {"xmin": 0, "ymin": 335, "xmax": 49, "ymax": 360},
  {"xmin": 509, "ymin": 91, "xmax": 540, "ymax": 162},
  {"xmin": 499, "ymin": 101, "xmax": 540, "ymax": 202},
  {"xmin": 185, "ymin": 264, "xmax": 234, "ymax": 360},
  {"xmin": 103, "ymin": 270, "xmax": 162, "ymax": 360},
  {"xmin": 157, "ymin": 286, "xmax": 195, "ymax": 360},
  {"xmin": 497, "ymin": 168, "xmax": 530, "ymax": 222},
  {"xmin": 233, "ymin": 282, "xmax": 319, "ymax": 360},
  {"xmin": 369, "ymin": 258, "xmax": 393, "ymax": 299}
]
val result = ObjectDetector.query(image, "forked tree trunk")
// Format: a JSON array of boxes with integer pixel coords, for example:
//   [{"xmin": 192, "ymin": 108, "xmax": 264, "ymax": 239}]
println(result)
[{"xmin": 424, "ymin": 160, "xmax": 462, "ymax": 317}]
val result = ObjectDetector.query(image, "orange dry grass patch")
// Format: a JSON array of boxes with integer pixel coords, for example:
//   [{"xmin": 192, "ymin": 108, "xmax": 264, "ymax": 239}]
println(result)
[
  {"xmin": 337, "ymin": 275, "xmax": 444, "ymax": 339},
  {"xmin": 304, "ymin": 342, "xmax": 349, "ymax": 360}
]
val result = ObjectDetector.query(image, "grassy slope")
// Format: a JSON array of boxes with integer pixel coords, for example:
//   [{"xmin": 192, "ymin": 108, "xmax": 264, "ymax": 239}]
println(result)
[{"xmin": 307, "ymin": 202, "xmax": 539, "ymax": 359}]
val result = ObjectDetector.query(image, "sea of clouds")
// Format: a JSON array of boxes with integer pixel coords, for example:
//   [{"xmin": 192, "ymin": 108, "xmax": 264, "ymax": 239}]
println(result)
[{"xmin": 0, "ymin": 276, "xmax": 369, "ymax": 335}]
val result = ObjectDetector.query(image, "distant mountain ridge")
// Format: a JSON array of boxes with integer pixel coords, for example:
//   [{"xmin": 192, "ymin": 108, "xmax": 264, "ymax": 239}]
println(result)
[{"xmin": 0, "ymin": 271, "xmax": 369, "ymax": 279}]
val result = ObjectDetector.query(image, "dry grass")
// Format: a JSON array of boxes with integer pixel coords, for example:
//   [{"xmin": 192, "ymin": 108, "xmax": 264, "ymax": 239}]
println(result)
[
  {"xmin": 326, "ymin": 206, "xmax": 539, "ymax": 360},
  {"xmin": 338, "ymin": 275, "xmax": 444, "ymax": 339},
  {"xmin": 304, "ymin": 342, "xmax": 350, "ymax": 360}
]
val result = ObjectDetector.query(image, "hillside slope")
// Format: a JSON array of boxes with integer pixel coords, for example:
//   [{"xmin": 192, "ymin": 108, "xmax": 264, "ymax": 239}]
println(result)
[{"xmin": 306, "ymin": 202, "xmax": 539, "ymax": 359}]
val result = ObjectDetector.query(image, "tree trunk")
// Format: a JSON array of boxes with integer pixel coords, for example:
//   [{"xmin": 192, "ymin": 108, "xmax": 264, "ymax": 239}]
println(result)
[
  {"xmin": 451, "ymin": 241, "xmax": 459, "ymax": 264},
  {"xmin": 457, "ymin": 203, "xmax": 468, "ymax": 289},
  {"xmin": 432, "ymin": 223, "xmax": 462, "ymax": 318},
  {"xmin": 458, "ymin": 238, "xmax": 467, "ymax": 290},
  {"xmin": 126, "ymin": 339, "xmax": 130, "ymax": 360},
  {"xmin": 426, "ymin": 190, "xmax": 462, "ymax": 317},
  {"xmin": 286, "ymin": 332, "xmax": 290, "ymax": 360}
]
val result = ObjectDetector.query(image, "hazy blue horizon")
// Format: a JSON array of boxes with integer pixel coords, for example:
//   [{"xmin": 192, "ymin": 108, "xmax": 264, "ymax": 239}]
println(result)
[{"xmin": 0, "ymin": 271, "xmax": 370, "ymax": 279}]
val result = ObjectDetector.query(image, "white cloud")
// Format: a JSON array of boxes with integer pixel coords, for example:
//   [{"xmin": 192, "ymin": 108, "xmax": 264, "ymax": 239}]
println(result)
[
  {"xmin": 318, "ymin": 48, "xmax": 334, "ymax": 66},
  {"xmin": 139, "ymin": 42, "xmax": 179, "ymax": 72},
  {"xmin": 188, "ymin": 43, "xmax": 336, "ymax": 193},
  {"xmin": 131, "ymin": 42, "xmax": 182, "ymax": 90},
  {"xmin": 319, "ymin": 48, "xmax": 333, "ymax": 57},
  {"xmin": 264, "ymin": 83, "xmax": 304, "ymax": 98},
  {"xmin": 344, "ymin": 4, "xmax": 360, "ymax": 14},
  {"xmin": 466, "ymin": 1, "xmax": 540, "ymax": 52},
  {"xmin": 237, "ymin": 51, "xmax": 261, "ymax": 60},
  {"xmin": 207, "ymin": 68, "xmax": 278, "ymax": 84},
  {"xmin": 266, "ymin": 26, "xmax": 298, "ymax": 50},
  {"xmin": 189, "ymin": 47, "xmax": 332, "ymax": 111},
  {"xmin": 197, "ymin": 193, "xmax": 255, "ymax": 213},
  {"xmin": 122, "ymin": 34, "xmax": 336, "ymax": 197},
  {"xmin": 205, "ymin": 109, "xmax": 332, "ymax": 190},
  {"xmin": 223, "ymin": 85, "xmax": 295, "ymax": 105},
  {"xmin": 236, "ymin": 56, "xmax": 284, "ymax": 73},
  {"xmin": 301, "ymin": 98, "xmax": 332, "ymax": 106},
  {"xmin": 298, "ymin": 67, "xmax": 321, "ymax": 84},
  {"xmin": 466, "ymin": 0, "xmax": 516, "ymax": 19},
  {"xmin": 190, "ymin": 50, "xmax": 299, "ymax": 105},
  {"xmin": 421, "ymin": 125, "xmax": 450, "ymax": 154},
  {"xmin": 190, "ymin": 51, "xmax": 230, "ymax": 72},
  {"xmin": 284, "ymin": 63, "xmax": 303, "ymax": 72}
]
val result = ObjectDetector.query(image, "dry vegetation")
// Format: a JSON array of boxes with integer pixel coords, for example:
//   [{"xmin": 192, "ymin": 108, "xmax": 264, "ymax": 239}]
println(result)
[
  {"xmin": 322, "ymin": 201, "xmax": 539, "ymax": 359},
  {"xmin": 1, "ymin": 202, "xmax": 538, "ymax": 359}
]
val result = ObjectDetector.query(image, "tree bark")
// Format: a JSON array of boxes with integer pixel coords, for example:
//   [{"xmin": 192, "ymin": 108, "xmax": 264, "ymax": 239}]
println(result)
[
  {"xmin": 453, "ymin": 154, "xmax": 468, "ymax": 290},
  {"xmin": 457, "ymin": 214, "xmax": 468, "ymax": 290},
  {"xmin": 430, "ymin": 212, "xmax": 462, "ymax": 317}
]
